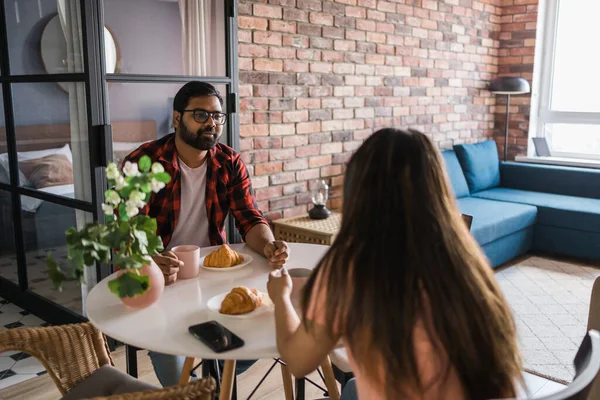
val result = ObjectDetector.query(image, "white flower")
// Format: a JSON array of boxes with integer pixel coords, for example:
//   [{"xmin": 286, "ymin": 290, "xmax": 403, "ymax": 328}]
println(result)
[
  {"xmin": 115, "ymin": 175, "xmax": 127, "ymax": 190},
  {"xmin": 106, "ymin": 163, "xmax": 120, "ymax": 180},
  {"xmin": 151, "ymin": 162, "xmax": 164, "ymax": 174},
  {"xmin": 151, "ymin": 179, "xmax": 166, "ymax": 193},
  {"xmin": 129, "ymin": 190, "xmax": 145, "ymax": 202},
  {"xmin": 101, "ymin": 203, "xmax": 114, "ymax": 216},
  {"xmin": 125, "ymin": 204, "xmax": 139, "ymax": 218},
  {"xmin": 123, "ymin": 161, "xmax": 140, "ymax": 177},
  {"xmin": 106, "ymin": 190, "xmax": 121, "ymax": 206},
  {"xmin": 126, "ymin": 199, "xmax": 145, "ymax": 210}
]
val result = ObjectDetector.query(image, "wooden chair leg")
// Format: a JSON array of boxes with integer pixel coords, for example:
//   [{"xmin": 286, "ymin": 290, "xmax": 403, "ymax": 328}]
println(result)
[
  {"xmin": 220, "ymin": 360, "xmax": 237, "ymax": 400},
  {"xmin": 178, "ymin": 357, "xmax": 196, "ymax": 385},
  {"xmin": 321, "ymin": 357, "xmax": 340, "ymax": 400},
  {"xmin": 280, "ymin": 363, "xmax": 295, "ymax": 400}
]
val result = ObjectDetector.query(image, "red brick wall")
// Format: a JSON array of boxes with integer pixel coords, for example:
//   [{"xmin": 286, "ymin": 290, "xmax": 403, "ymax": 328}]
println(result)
[
  {"xmin": 495, "ymin": 0, "xmax": 538, "ymax": 160},
  {"xmin": 238, "ymin": 0, "xmax": 503, "ymax": 220}
]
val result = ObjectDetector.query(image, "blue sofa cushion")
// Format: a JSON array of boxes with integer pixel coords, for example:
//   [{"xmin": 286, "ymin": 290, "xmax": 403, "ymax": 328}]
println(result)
[
  {"xmin": 473, "ymin": 188, "xmax": 600, "ymax": 234},
  {"xmin": 501, "ymin": 162, "xmax": 600, "ymax": 199},
  {"xmin": 454, "ymin": 140, "xmax": 500, "ymax": 193},
  {"xmin": 441, "ymin": 150, "xmax": 470, "ymax": 198},
  {"xmin": 456, "ymin": 197, "xmax": 538, "ymax": 246}
]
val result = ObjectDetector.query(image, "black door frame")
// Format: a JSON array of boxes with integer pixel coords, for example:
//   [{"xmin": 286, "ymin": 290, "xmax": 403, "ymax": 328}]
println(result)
[{"xmin": 0, "ymin": 0, "xmax": 240, "ymax": 322}]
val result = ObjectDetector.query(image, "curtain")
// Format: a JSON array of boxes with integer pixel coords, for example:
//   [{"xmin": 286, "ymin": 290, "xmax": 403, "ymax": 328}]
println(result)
[
  {"xmin": 57, "ymin": 0, "xmax": 96, "ymax": 315},
  {"xmin": 179, "ymin": 0, "xmax": 208, "ymax": 76}
]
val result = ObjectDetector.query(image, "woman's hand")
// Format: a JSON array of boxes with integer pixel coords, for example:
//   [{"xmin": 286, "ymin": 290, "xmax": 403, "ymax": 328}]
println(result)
[{"xmin": 267, "ymin": 268, "xmax": 293, "ymax": 304}]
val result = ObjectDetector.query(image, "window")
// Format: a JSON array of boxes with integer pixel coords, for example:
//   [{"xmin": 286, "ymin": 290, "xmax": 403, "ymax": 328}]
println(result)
[{"xmin": 533, "ymin": 0, "xmax": 600, "ymax": 159}]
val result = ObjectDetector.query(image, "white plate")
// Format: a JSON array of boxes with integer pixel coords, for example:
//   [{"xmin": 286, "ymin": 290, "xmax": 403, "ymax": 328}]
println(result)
[
  {"xmin": 206, "ymin": 291, "xmax": 274, "ymax": 319},
  {"xmin": 200, "ymin": 253, "xmax": 253, "ymax": 272}
]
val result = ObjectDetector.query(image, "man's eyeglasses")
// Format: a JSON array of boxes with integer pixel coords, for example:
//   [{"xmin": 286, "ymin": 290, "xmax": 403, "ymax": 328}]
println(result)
[{"xmin": 181, "ymin": 109, "xmax": 227, "ymax": 125}]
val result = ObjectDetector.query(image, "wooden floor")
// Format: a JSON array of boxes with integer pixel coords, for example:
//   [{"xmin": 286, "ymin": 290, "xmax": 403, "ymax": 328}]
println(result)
[{"xmin": 0, "ymin": 346, "xmax": 333, "ymax": 400}]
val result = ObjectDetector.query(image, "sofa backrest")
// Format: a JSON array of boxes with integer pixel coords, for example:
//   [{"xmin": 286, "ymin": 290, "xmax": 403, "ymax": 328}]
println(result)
[
  {"xmin": 441, "ymin": 150, "xmax": 470, "ymax": 198},
  {"xmin": 501, "ymin": 162, "xmax": 600, "ymax": 199},
  {"xmin": 454, "ymin": 140, "xmax": 501, "ymax": 193}
]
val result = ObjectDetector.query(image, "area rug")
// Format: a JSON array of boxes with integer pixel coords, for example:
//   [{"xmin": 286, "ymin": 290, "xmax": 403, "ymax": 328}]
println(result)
[{"xmin": 496, "ymin": 256, "xmax": 600, "ymax": 384}]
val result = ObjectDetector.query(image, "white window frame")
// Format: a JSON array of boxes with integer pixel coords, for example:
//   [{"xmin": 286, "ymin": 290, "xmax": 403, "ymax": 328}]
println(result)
[{"xmin": 529, "ymin": 0, "xmax": 600, "ymax": 161}]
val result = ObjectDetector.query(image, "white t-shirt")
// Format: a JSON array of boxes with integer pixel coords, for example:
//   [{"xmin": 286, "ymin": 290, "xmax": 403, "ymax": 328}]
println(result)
[{"xmin": 166, "ymin": 158, "xmax": 211, "ymax": 250}]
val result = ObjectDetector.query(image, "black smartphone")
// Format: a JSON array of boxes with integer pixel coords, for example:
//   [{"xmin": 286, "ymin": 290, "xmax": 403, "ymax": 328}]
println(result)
[{"xmin": 188, "ymin": 321, "xmax": 245, "ymax": 353}]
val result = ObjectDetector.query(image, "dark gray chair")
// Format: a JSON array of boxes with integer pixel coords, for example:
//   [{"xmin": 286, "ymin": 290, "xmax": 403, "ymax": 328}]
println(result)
[{"xmin": 514, "ymin": 330, "xmax": 600, "ymax": 400}]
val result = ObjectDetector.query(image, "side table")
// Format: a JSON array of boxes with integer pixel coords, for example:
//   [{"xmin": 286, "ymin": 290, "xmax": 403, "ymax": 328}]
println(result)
[{"xmin": 273, "ymin": 212, "xmax": 341, "ymax": 245}]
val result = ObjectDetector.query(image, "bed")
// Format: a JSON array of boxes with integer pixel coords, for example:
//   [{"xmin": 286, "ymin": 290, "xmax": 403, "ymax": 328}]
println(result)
[{"xmin": 0, "ymin": 121, "xmax": 157, "ymax": 253}]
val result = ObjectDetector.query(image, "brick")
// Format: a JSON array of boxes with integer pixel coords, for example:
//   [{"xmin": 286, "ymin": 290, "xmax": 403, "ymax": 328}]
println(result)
[
  {"xmin": 240, "ymin": 71, "xmax": 269, "ymax": 84},
  {"xmin": 310, "ymin": 37, "xmax": 334, "ymax": 50},
  {"xmin": 296, "ymin": 168, "xmax": 321, "ymax": 182},
  {"xmin": 283, "ymin": 9, "xmax": 309, "ymax": 22},
  {"xmin": 283, "ymin": 35, "xmax": 309, "ymax": 48},
  {"xmin": 310, "ymin": 63, "xmax": 333, "ymax": 73},
  {"xmin": 346, "ymin": 29, "xmax": 366, "ymax": 42},
  {"xmin": 270, "ymin": 99, "xmax": 295, "ymax": 111},
  {"xmin": 334, "ymin": 40, "xmax": 356, "ymax": 51},
  {"xmin": 269, "ymin": 124, "xmax": 296, "ymax": 136},
  {"xmin": 284, "ymin": 158, "xmax": 310, "ymax": 171},
  {"xmin": 255, "ymin": 137, "xmax": 282, "ymax": 149},
  {"xmin": 323, "ymin": 2, "xmax": 346, "ymax": 15},
  {"xmin": 321, "ymin": 142, "xmax": 343, "ymax": 154},
  {"xmin": 309, "ymin": 132, "xmax": 332, "ymax": 144},
  {"xmin": 310, "ymin": 12, "xmax": 334, "ymax": 26},
  {"xmin": 254, "ymin": 59, "xmax": 283, "ymax": 72},
  {"xmin": 296, "ymin": 144, "xmax": 321, "ymax": 157},
  {"xmin": 332, "ymin": 131, "xmax": 353, "ymax": 142},
  {"xmin": 283, "ymin": 135, "xmax": 309, "ymax": 147},
  {"xmin": 297, "ymin": 0, "xmax": 322, "ymax": 11},
  {"xmin": 356, "ymin": 19, "xmax": 376, "ymax": 31},
  {"xmin": 269, "ymin": 72, "xmax": 296, "ymax": 85},
  {"xmin": 284, "ymin": 86, "xmax": 309, "ymax": 97},
  {"xmin": 309, "ymin": 155, "xmax": 332, "ymax": 168},
  {"xmin": 310, "ymin": 109, "xmax": 332, "ymax": 121},
  {"xmin": 323, "ymin": 27, "xmax": 345, "ymax": 39},
  {"xmin": 254, "ymin": 162, "xmax": 283, "ymax": 176},
  {"xmin": 333, "ymin": 109, "xmax": 354, "ymax": 119},
  {"xmin": 321, "ymin": 165, "xmax": 343, "ymax": 177},
  {"xmin": 255, "ymin": 186, "xmax": 283, "ymax": 201},
  {"xmin": 283, "ymin": 182, "xmax": 308, "ymax": 196},
  {"xmin": 297, "ymin": 73, "xmax": 322, "ymax": 85},
  {"xmin": 298, "ymin": 23, "xmax": 322, "ymax": 37},
  {"xmin": 309, "ymin": 86, "xmax": 332, "ymax": 97},
  {"xmin": 297, "ymin": 98, "xmax": 321, "ymax": 109},
  {"xmin": 297, "ymin": 121, "xmax": 322, "ymax": 134},
  {"xmin": 269, "ymin": 20, "xmax": 297, "ymax": 33},
  {"xmin": 254, "ymin": 4, "xmax": 282, "ymax": 19},
  {"xmin": 322, "ymin": 98, "xmax": 344, "ymax": 108},
  {"xmin": 239, "ymin": 16, "xmax": 268, "ymax": 30},
  {"xmin": 239, "ymin": 44, "xmax": 268, "ymax": 58},
  {"xmin": 270, "ymin": 148, "xmax": 297, "ymax": 160},
  {"xmin": 346, "ymin": 6, "xmax": 366, "ymax": 18},
  {"xmin": 254, "ymin": 32, "xmax": 282, "ymax": 46},
  {"xmin": 240, "ymin": 124, "xmax": 269, "ymax": 137},
  {"xmin": 283, "ymin": 60, "xmax": 309, "ymax": 73},
  {"xmin": 269, "ymin": 47, "xmax": 297, "ymax": 59},
  {"xmin": 270, "ymin": 172, "xmax": 296, "ymax": 185},
  {"xmin": 321, "ymin": 120, "xmax": 344, "ymax": 131},
  {"xmin": 283, "ymin": 206, "xmax": 308, "ymax": 218},
  {"xmin": 283, "ymin": 110, "xmax": 309, "ymax": 123}
]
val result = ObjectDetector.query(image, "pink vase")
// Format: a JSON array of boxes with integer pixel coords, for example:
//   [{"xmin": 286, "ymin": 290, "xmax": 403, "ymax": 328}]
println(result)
[{"xmin": 118, "ymin": 260, "xmax": 165, "ymax": 309}]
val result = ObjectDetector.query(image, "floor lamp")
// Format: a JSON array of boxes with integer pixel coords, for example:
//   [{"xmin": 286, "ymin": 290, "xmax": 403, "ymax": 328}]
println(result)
[{"xmin": 490, "ymin": 77, "xmax": 531, "ymax": 161}]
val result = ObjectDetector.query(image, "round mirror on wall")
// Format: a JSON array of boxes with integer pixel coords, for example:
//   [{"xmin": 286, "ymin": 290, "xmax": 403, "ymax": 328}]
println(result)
[{"xmin": 41, "ymin": 14, "xmax": 120, "ymax": 91}]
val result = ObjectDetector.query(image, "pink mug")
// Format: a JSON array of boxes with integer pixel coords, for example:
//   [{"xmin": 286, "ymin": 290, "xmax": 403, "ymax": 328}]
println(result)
[
  {"xmin": 288, "ymin": 268, "xmax": 313, "ymax": 299},
  {"xmin": 172, "ymin": 245, "xmax": 200, "ymax": 279}
]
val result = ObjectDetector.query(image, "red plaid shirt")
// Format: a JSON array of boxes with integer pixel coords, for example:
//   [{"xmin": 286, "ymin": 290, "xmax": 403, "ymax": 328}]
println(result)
[{"xmin": 123, "ymin": 134, "xmax": 268, "ymax": 248}]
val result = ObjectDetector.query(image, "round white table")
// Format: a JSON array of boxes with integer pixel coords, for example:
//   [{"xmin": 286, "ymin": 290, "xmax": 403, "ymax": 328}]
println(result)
[{"xmin": 85, "ymin": 243, "xmax": 336, "ymax": 400}]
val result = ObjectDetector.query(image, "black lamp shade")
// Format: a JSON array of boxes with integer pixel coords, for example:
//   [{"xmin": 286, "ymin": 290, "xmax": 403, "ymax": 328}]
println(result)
[{"xmin": 490, "ymin": 77, "xmax": 531, "ymax": 95}]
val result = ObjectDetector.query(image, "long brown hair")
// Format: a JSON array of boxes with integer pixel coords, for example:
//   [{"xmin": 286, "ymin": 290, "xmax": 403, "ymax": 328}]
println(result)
[{"xmin": 301, "ymin": 129, "xmax": 522, "ymax": 399}]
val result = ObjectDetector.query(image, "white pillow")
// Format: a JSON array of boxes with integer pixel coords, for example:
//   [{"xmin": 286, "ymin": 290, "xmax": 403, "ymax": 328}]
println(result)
[{"xmin": 17, "ymin": 144, "xmax": 73, "ymax": 164}]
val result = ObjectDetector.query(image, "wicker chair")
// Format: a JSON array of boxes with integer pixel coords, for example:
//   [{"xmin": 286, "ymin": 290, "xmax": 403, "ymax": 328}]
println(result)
[{"xmin": 0, "ymin": 322, "xmax": 215, "ymax": 399}]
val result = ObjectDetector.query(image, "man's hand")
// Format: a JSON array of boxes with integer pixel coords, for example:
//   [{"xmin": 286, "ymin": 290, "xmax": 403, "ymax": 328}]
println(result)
[
  {"xmin": 263, "ymin": 240, "xmax": 290, "ymax": 269},
  {"xmin": 152, "ymin": 251, "xmax": 183, "ymax": 285}
]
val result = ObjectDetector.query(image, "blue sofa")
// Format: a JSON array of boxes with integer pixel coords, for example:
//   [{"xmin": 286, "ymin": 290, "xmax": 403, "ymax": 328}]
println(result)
[{"xmin": 442, "ymin": 140, "xmax": 600, "ymax": 268}]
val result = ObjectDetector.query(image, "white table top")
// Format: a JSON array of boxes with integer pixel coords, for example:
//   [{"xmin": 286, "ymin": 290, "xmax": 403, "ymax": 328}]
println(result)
[{"xmin": 86, "ymin": 243, "xmax": 328, "ymax": 360}]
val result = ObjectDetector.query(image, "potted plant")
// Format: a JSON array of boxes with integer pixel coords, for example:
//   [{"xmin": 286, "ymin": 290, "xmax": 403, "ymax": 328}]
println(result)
[{"xmin": 46, "ymin": 155, "xmax": 171, "ymax": 308}]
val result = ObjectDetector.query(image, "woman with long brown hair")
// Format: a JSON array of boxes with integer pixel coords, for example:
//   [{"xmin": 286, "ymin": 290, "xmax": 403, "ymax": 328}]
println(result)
[{"xmin": 267, "ymin": 128, "xmax": 522, "ymax": 399}]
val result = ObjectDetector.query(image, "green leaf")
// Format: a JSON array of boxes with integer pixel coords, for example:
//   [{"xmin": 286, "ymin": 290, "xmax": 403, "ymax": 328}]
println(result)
[
  {"xmin": 108, "ymin": 272, "xmax": 150, "ymax": 298},
  {"xmin": 46, "ymin": 253, "xmax": 67, "ymax": 292},
  {"xmin": 118, "ymin": 203, "xmax": 128, "ymax": 222},
  {"xmin": 152, "ymin": 172, "xmax": 171, "ymax": 184},
  {"xmin": 140, "ymin": 182, "xmax": 151, "ymax": 193},
  {"xmin": 133, "ymin": 229, "xmax": 148, "ymax": 254},
  {"xmin": 138, "ymin": 155, "xmax": 151, "ymax": 173}
]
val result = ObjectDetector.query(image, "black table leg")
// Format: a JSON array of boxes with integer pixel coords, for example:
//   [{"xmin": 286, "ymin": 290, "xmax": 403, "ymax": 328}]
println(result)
[
  {"xmin": 125, "ymin": 345, "xmax": 138, "ymax": 378},
  {"xmin": 295, "ymin": 377, "xmax": 306, "ymax": 400}
]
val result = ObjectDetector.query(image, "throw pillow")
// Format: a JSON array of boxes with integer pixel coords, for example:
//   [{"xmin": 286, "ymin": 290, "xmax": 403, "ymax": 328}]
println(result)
[{"xmin": 19, "ymin": 154, "xmax": 74, "ymax": 189}]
